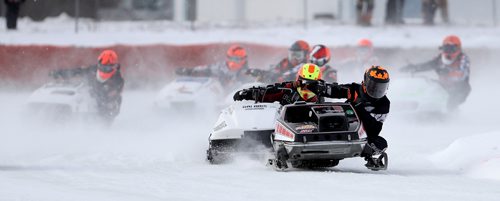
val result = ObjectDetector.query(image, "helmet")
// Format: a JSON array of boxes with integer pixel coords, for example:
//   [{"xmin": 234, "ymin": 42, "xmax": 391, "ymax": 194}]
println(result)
[
  {"xmin": 298, "ymin": 63, "xmax": 322, "ymax": 81},
  {"xmin": 288, "ymin": 40, "xmax": 310, "ymax": 66},
  {"xmin": 309, "ymin": 44, "xmax": 331, "ymax": 67},
  {"xmin": 363, "ymin": 66, "xmax": 389, "ymax": 99},
  {"xmin": 357, "ymin": 38, "xmax": 373, "ymax": 49},
  {"xmin": 440, "ymin": 35, "xmax": 462, "ymax": 65},
  {"xmin": 97, "ymin": 49, "xmax": 119, "ymax": 83},
  {"xmin": 226, "ymin": 45, "xmax": 247, "ymax": 71},
  {"xmin": 357, "ymin": 38, "xmax": 374, "ymax": 60}
]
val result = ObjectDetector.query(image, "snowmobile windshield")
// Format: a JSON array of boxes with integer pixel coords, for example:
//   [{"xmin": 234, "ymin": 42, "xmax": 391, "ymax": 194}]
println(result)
[{"xmin": 365, "ymin": 78, "xmax": 389, "ymax": 99}]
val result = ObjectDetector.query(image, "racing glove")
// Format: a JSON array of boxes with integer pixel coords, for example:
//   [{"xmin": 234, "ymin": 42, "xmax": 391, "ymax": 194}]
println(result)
[{"xmin": 233, "ymin": 89, "xmax": 253, "ymax": 101}]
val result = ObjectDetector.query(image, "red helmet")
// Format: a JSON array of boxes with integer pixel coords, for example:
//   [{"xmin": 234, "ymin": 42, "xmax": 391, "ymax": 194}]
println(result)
[
  {"xmin": 309, "ymin": 45, "xmax": 331, "ymax": 67},
  {"xmin": 288, "ymin": 40, "xmax": 310, "ymax": 66},
  {"xmin": 358, "ymin": 38, "xmax": 373, "ymax": 49},
  {"xmin": 97, "ymin": 49, "xmax": 119, "ymax": 83},
  {"xmin": 226, "ymin": 45, "xmax": 247, "ymax": 71},
  {"xmin": 357, "ymin": 38, "xmax": 374, "ymax": 60},
  {"xmin": 440, "ymin": 35, "xmax": 462, "ymax": 65}
]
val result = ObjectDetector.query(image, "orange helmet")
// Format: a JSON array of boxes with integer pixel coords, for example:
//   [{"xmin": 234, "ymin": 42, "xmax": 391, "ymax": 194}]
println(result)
[
  {"xmin": 357, "ymin": 38, "xmax": 373, "ymax": 49},
  {"xmin": 440, "ymin": 35, "xmax": 462, "ymax": 65},
  {"xmin": 97, "ymin": 49, "xmax": 119, "ymax": 83},
  {"xmin": 288, "ymin": 40, "xmax": 310, "ymax": 66},
  {"xmin": 226, "ymin": 45, "xmax": 247, "ymax": 71},
  {"xmin": 309, "ymin": 44, "xmax": 331, "ymax": 67}
]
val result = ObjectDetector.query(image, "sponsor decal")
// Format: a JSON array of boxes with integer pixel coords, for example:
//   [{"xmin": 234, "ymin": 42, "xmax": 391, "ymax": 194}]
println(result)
[
  {"xmin": 243, "ymin": 104, "xmax": 268, "ymax": 110},
  {"xmin": 346, "ymin": 109, "xmax": 354, "ymax": 115},
  {"xmin": 299, "ymin": 129, "xmax": 314, "ymax": 133},
  {"xmin": 295, "ymin": 125, "xmax": 316, "ymax": 130},
  {"xmin": 214, "ymin": 121, "xmax": 227, "ymax": 131}
]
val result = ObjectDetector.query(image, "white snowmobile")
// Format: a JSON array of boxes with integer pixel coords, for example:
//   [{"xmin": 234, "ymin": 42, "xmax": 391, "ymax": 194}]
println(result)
[
  {"xmin": 207, "ymin": 82, "xmax": 388, "ymax": 171},
  {"xmin": 26, "ymin": 80, "xmax": 98, "ymax": 122},
  {"xmin": 390, "ymin": 76, "xmax": 449, "ymax": 115},
  {"xmin": 154, "ymin": 76, "xmax": 224, "ymax": 114}
]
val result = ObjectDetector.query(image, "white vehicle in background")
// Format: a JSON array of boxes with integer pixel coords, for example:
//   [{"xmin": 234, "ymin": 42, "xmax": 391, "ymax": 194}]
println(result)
[
  {"xmin": 154, "ymin": 76, "xmax": 224, "ymax": 113},
  {"xmin": 26, "ymin": 80, "xmax": 97, "ymax": 122},
  {"xmin": 390, "ymin": 76, "xmax": 449, "ymax": 115}
]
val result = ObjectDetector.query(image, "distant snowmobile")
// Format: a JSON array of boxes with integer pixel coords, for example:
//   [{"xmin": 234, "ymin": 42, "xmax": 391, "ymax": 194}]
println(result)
[
  {"xmin": 390, "ymin": 76, "xmax": 449, "ymax": 116},
  {"xmin": 26, "ymin": 80, "xmax": 98, "ymax": 123},
  {"xmin": 154, "ymin": 76, "xmax": 224, "ymax": 114}
]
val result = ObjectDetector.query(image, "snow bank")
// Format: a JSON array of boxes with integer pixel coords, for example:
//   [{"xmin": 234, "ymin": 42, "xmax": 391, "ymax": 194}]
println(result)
[{"xmin": 430, "ymin": 131, "xmax": 500, "ymax": 180}]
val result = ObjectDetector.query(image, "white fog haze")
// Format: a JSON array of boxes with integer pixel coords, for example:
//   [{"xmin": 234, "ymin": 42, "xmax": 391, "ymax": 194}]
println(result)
[{"xmin": 1, "ymin": 2, "xmax": 500, "ymax": 200}]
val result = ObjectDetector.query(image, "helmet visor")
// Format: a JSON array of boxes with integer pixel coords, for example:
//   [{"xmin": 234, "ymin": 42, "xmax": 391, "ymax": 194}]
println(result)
[
  {"xmin": 98, "ymin": 63, "xmax": 118, "ymax": 73},
  {"xmin": 441, "ymin": 44, "xmax": 459, "ymax": 54},
  {"xmin": 288, "ymin": 50, "xmax": 306, "ymax": 63},
  {"xmin": 227, "ymin": 56, "xmax": 245, "ymax": 62},
  {"xmin": 365, "ymin": 78, "xmax": 388, "ymax": 99}
]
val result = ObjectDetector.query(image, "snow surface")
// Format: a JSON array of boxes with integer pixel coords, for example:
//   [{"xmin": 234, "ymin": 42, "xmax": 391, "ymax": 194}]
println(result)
[{"xmin": 1, "ymin": 15, "xmax": 500, "ymax": 200}]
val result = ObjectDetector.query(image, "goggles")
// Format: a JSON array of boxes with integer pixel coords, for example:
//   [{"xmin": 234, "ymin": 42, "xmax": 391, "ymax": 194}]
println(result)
[
  {"xmin": 98, "ymin": 63, "xmax": 118, "ymax": 73},
  {"xmin": 227, "ymin": 56, "xmax": 245, "ymax": 62},
  {"xmin": 440, "ymin": 44, "xmax": 459, "ymax": 54}
]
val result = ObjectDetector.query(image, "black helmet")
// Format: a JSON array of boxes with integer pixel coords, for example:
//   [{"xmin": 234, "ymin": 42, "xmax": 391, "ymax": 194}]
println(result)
[{"xmin": 363, "ymin": 66, "xmax": 389, "ymax": 99}]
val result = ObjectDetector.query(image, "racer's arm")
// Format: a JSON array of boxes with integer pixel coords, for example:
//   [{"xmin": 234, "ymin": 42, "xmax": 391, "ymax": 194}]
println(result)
[
  {"xmin": 233, "ymin": 82, "xmax": 294, "ymax": 103},
  {"xmin": 323, "ymin": 83, "xmax": 350, "ymax": 99},
  {"xmin": 175, "ymin": 64, "xmax": 213, "ymax": 76},
  {"xmin": 401, "ymin": 56, "xmax": 440, "ymax": 73},
  {"xmin": 50, "ymin": 66, "xmax": 89, "ymax": 79}
]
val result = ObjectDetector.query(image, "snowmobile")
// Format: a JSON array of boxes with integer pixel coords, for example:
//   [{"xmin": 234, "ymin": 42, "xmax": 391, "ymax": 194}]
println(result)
[
  {"xmin": 154, "ymin": 76, "xmax": 224, "ymax": 114},
  {"xmin": 206, "ymin": 96, "xmax": 281, "ymax": 164},
  {"xmin": 390, "ymin": 76, "xmax": 448, "ymax": 115},
  {"xmin": 26, "ymin": 80, "xmax": 98, "ymax": 122},
  {"xmin": 268, "ymin": 101, "xmax": 387, "ymax": 171}
]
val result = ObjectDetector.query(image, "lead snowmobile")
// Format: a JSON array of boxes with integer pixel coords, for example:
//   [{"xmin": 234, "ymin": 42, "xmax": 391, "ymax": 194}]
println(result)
[
  {"xmin": 207, "ymin": 81, "xmax": 388, "ymax": 171},
  {"xmin": 268, "ymin": 101, "xmax": 387, "ymax": 171}
]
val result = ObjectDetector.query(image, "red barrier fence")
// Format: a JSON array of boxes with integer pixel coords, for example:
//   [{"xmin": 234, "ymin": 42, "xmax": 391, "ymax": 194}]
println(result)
[
  {"xmin": 1, "ymin": 43, "xmax": 492, "ymax": 88},
  {"xmin": 0, "ymin": 43, "xmax": 288, "ymax": 88}
]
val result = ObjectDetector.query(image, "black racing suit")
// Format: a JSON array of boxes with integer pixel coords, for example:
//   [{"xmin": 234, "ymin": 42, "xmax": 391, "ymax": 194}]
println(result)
[
  {"xmin": 403, "ymin": 53, "xmax": 471, "ymax": 111},
  {"xmin": 51, "ymin": 65, "xmax": 124, "ymax": 121},
  {"xmin": 324, "ymin": 82, "xmax": 390, "ymax": 154}
]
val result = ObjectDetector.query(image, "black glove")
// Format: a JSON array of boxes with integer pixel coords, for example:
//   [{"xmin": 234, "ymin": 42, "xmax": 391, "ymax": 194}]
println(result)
[
  {"xmin": 308, "ymin": 82, "xmax": 327, "ymax": 95},
  {"xmin": 233, "ymin": 89, "xmax": 251, "ymax": 101}
]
